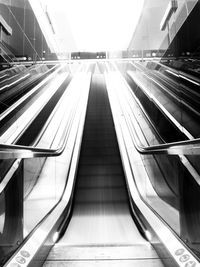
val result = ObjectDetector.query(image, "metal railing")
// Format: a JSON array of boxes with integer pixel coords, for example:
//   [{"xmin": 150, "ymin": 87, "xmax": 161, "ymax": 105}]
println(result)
[{"xmin": 0, "ymin": 133, "xmax": 200, "ymax": 161}]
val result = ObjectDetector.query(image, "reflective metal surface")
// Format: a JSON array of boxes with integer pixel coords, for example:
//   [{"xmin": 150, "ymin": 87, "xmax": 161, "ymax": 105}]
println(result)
[{"xmin": 0, "ymin": 62, "xmax": 91, "ymax": 265}]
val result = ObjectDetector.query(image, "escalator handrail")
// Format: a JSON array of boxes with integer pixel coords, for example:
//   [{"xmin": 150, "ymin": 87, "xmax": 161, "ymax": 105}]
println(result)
[
  {"xmin": 0, "ymin": 131, "xmax": 200, "ymax": 159},
  {"xmin": 126, "ymin": 116, "xmax": 200, "ymax": 155},
  {"xmin": 119, "ymin": 71, "xmax": 200, "ymax": 155},
  {"xmin": 0, "ymin": 130, "xmax": 72, "ymax": 159},
  {"xmin": 127, "ymin": 69, "xmax": 194, "ymax": 140},
  {"xmin": 131, "ymin": 64, "xmax": 200, "ymax": 120},
  {"xmin": 151, "ymin": 60, "xmax": 200, "ymax": 85},
  {"xmin": 0, "ymin": 72, "xmax": 75, "ymax": 159},
  {"xmin": 106, "ymin": 67, "xmax": 199, "ymax": 156}
]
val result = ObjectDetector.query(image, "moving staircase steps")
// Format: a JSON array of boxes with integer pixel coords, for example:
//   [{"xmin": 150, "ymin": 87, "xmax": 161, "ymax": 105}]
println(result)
[
  {"xmin": 77, "ymin": 175, "xmax": 125, "ymax": 188},
  {"xmin": 74, "ymin": 73, "xmax": 128, "ymax": 206}
]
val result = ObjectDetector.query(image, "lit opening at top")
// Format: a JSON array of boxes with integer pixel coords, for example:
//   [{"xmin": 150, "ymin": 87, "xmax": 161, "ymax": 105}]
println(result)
[{"xmin": 35, "ymin": 0, "xmax": 144, "ymax": 52}]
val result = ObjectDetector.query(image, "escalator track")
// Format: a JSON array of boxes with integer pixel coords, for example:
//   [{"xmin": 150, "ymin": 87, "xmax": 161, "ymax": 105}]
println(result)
[{"xmin": 44, "ymin": 74, "xmax": 164, "ymax": 266}]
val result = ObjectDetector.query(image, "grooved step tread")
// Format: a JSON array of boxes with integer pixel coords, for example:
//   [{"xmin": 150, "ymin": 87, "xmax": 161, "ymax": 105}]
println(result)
[
  {"xmin": 79, "ymin": 157, "xmax": 121, "ymax": 165},
  {"xmin": 44, "ymin": 245, "xmax": 166, "ymax": 266},
  {"xmin": 43, "ymin": 259, "xmax": 167, "ymax": 266},
  {"xmin": 78, "ymin": 165, "xmax": 123, "ymax": 176},
  {"xmin": 80, "ymin": 146, "xmax": 119, "ymax": 154},
  {"xmin": 45, "ymin": 244, "xmax": 162, "ymax": 260},
  {"xmin": 81, "ymin": 141, "xmax": 118, "ymax": 148},
  {"xmin": 73, "ymin": 73, "xmax": 129, "ymax": 207},
  {"xmin": 75, "ymin": 187, "xmax": 128, "ymax": 203},
  {"xmin": 77, "ymin": 175, "xmax": 125, "ymax": 188}
]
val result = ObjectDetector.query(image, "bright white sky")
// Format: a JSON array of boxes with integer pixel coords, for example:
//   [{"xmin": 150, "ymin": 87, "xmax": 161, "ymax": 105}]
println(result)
[{"xmin": 40, "ymin": 0, "xmax": 144, "ymax": 52}]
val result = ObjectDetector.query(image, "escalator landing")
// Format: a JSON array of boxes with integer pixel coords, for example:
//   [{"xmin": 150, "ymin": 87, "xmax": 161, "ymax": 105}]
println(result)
[
  {"xmin": 56, "ymin": 203, "xmax": 145, "ymax": 246},
  {"xmin": 44, "ymin": 204, "xmax": 165, "ymax": 266},
  {"xmin": 44, "ymin": 244, "xmax": 165, "ymax": 266}
]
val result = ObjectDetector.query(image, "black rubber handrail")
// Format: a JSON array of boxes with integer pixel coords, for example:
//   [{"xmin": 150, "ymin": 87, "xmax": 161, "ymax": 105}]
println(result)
[{"xmin": 0, "ymin": 134, "xmax": 200, "ymax": 160}]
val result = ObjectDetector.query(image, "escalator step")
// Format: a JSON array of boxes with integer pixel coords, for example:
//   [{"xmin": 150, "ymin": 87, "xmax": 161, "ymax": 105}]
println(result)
[
  {"xmin": 78, "ymin": 165, "xmax": 123, "ymax": 176},
  {"xmin": 77, "ymin": 175, "xmax": 126, "ymax": 188},
  {"xmin": 75, "ymin": 187, "xmax": 128, "ymax": 203},
  {"xmin": 74, "ymin": 74, "xmax": 128, "ymax": 208}
]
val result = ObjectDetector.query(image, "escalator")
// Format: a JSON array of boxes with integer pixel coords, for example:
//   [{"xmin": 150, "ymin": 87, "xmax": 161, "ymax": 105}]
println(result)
[
  {"xmin": 2, "ymin": 65, "xmax": 199, "ymax": 267},
  {"xmin": 43, "ymin": 74, "xmax": 164, "ymax": 266}
]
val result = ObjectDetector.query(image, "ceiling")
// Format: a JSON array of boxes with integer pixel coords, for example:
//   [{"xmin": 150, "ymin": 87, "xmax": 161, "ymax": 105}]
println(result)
[{"xmin": 34, "ymin": 0, "xmax": 144, "ymax": 53}]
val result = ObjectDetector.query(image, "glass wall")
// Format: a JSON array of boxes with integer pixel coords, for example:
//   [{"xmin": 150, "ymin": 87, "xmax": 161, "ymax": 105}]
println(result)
[
  {"xmin": 0, "ymin": 0, "xmax": 52, "ymax": 63},
  {"xmin": 0, "ymin": 156, "xmax": 68, "ymax": 265}
]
